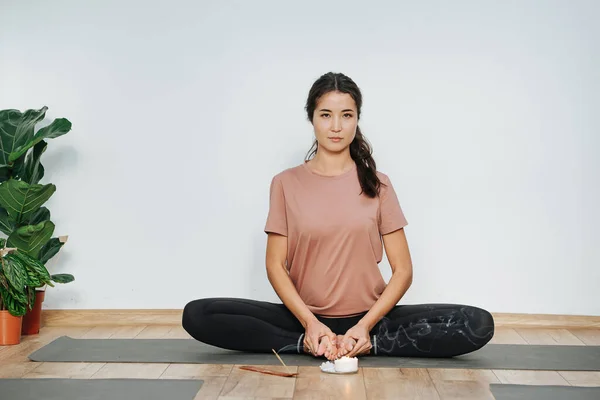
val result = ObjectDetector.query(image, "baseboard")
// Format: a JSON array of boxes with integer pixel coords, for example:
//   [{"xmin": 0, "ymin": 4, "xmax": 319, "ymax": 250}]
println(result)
[
  {"xmin": 40, "ymin": 309, "xmax": 600, "ymax": 329},
  {"xmin": 493, "ymin": 313, "xmax": 600, "ymax": 329},
  {"xmin": 41, "ymin": 309, "xmax": 183, "ymax": 327}
]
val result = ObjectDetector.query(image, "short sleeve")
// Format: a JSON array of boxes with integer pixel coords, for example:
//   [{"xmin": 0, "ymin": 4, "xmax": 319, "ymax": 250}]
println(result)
[
  {"xmin": 378, "ymin": 174, "xmax": 408, "ymax": 235},
  {"xmin": 264, "ymin": 175, "xmax": 288, "ymax": 236}
]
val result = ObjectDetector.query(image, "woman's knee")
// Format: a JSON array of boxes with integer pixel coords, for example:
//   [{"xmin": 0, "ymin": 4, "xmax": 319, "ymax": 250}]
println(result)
[
  {"xmin": 182, "ymin": 298, "xmax": 214, "ymax": 338},
  {"xmin": 465, "ymin": 305, "xmax": 495, "ymax": 345}
]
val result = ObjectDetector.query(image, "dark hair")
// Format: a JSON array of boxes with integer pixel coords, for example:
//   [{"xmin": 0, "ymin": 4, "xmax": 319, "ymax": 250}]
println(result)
[{"xmin": 304, "ymin": 72, "xmax": 383, "ymax": 198}]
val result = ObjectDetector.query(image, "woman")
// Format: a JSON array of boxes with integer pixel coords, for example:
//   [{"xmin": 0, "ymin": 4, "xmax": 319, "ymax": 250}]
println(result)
[{"xmin": 183, "ymin": 72, "xmax": 494, "ymax": 360}]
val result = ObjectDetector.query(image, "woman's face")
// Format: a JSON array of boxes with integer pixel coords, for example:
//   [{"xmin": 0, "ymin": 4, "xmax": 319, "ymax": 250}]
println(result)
[{"xmin": 311, "ymin": 91, "xmax": 358, "ymax": 154}]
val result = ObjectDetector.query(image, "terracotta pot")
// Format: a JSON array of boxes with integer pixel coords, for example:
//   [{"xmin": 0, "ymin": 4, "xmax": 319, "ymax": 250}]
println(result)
[
  {"xmin": 0, "ymin": 310, "xmax": 22, "ymax": 345},
  {"xmin": 22, "ymin": 290, "xmax": 45, "ymax": 335}
]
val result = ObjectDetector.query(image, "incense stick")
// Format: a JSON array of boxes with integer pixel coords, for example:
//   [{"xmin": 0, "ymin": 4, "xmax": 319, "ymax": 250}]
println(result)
[{"xmin": 271, "ymin": 348, "xmax": 292, "ymax": 374}]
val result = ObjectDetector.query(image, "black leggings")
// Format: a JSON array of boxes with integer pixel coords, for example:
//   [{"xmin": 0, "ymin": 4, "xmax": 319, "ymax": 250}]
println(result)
[{"xmin": 182, "ymin": 297, "xmax": 495, "ymax": 357}]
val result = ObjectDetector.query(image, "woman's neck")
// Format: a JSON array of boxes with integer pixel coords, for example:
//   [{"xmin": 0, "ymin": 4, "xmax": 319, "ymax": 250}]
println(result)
[{"xmin": 307, "ymin": 151, "xmax": 355, "ymax": 176}]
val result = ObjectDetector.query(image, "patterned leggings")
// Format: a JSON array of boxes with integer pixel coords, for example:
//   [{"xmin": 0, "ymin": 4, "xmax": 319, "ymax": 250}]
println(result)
[{"xmin": 182, "ymin": 297, "xmax": 495, "ymax": 357}]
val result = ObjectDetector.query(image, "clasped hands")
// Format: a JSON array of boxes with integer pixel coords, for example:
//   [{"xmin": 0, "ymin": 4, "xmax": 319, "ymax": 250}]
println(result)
[{"xmin": 303, "ymin": 320, "xmax": 372, "ymax": 360}]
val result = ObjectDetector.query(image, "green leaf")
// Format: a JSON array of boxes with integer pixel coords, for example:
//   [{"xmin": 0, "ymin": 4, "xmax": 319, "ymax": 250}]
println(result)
[
  {"xmin": 20, "ymin": 140, "xmax": 47, "ymax": 184},
  {"xmin": 0, "ymin": 179, "xmax": 55, "ymax": 224},
  {"xmin": 12, "ymin": 251, "xmax": 53, "ymax": 287},
  {"xmin": 38, "ymin": 237, "xmax": 63, "ymax": 264},
  {"xmin": 10, "ymin": 153, "xmax": 28, "ymax": 183},
  {"xmin": 6, "ymin": 281, "xmax": 27, "ymax": 304},
  {"xmin": 25, "ymin": 268, "xmax": 42, "ymax": 287},
  {"xmin": 9, "ymin": 301, "xmax": 27, "ymax": 316},
  {"xmin": 0, "ymin": 107, "xmax": 47, "ymax": 166},
  {"xmin": 7, "ymin": 221, "xmax": 55, "ymax": 259},
  {"xmin": 9, "ymin": 118, "xmax": 71, "ymax": 163},
  {"xmin": 29, "ymin": 207, "xmax": 51, "ymax": 225},
  {"xmin": 0, "ymin": 266, "xmax": 9, "ymax": 289},
  {"xmin": 0, "ymin": 284, "xmax": 7, "ymax": 310},
  {"xmin": 51, "ymin": 273, "xmax": 74, "ymax": 284},
  {"xmin": 0, "ymin": 285, "xmax": 27, "ymax": 316},
  {"xmin": 1, "ymin": 254, "xmax": 27, "ymax": 291},
  {"xmin": 0, "ymin": 207, "xmax": 15, "ymax": 235}
]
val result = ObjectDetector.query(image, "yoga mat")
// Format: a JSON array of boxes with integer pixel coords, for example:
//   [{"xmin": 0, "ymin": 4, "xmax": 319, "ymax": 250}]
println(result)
[
  {"xmin": 0, "ymin": 379, "xmax": 203, "ymax": 400},
  {"xmin": 28, "ymin": 336, "xmax": 600, "ymax": 371},
  {"xmin": 489, "ymin": 384, "xmax": 600, "ymax": 400}
]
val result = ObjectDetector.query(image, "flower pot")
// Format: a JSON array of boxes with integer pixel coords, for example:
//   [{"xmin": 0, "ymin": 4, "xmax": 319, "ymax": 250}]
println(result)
[
  {"xmin": 0, "ymin": 310, "xmax": 22, "ymax": 345},
  {"xmin": 22, "ymin": 290, "xmax": 45, "ymax": 335}
]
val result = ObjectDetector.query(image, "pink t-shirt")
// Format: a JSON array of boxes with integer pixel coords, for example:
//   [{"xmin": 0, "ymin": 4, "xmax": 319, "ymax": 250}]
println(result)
[{"xmin": 264, "ymin": 161, "xmax": 408, "ymax": 317}]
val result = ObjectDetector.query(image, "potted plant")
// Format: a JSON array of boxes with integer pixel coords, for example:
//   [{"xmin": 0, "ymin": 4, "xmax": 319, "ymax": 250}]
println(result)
[
  {"xmin": 0, "ymin": 106, "xmax": 74, "ymax": 336},
  {"xmin": 0, "ymin": 242, "xmax": 55, "ymax": 345}
]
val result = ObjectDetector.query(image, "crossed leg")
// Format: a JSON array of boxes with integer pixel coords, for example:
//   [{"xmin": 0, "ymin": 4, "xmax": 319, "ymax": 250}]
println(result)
[{"xmin": 182, "ymin": 298, "xmax": 494, "ymax": 358}]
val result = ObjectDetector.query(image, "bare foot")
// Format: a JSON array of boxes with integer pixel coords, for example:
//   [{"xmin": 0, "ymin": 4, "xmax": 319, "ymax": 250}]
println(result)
[
  {"xmin": 317, "ymin": 336, "xmax": 337, "ymax": 360},
  {"xmin": 336, "ymin": 335, "xmax": 371, "ymax": 357},
  {"xmin": 303, "ymin": 343, "xmax": 312, "ymax": 355},
  {"xmin": 336, "ymin": 335, "xmax": 355, "ymax": 358}
]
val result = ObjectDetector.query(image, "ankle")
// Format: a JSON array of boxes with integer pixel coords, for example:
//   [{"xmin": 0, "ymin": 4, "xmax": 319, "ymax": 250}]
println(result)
[
  {"xmin": 371, "ymin": 334, "xmax": 377, "ymax": 355},
  {"xmin": 298, "ymin": 334, "xmax": 306, "ymax": 354}
]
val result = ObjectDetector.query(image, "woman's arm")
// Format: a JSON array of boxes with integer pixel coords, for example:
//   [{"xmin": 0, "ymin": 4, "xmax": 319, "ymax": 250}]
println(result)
[
  {"xmin": 266, "ymin": 232, "xmax": 338, "ymax": 356},
  {"xmin": 337, "ymin": 228, "xmax": 413, "ymax": 357},
  {"xmin": 265, "ymin": 233, "xmax": 317, "ymax": 328},
  {"xmin": 340, "ymin": 228, "xmax": 413, "ymax": 357},
  {"xmin": 357, "ymin": 228, "xmax": 413, "ymax": 331}
]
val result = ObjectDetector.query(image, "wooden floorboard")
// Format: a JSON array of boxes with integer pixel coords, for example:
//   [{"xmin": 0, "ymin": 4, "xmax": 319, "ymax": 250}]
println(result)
[
  {"xmin": 488, "ymin": 328, "xmax": 527, "ymax": 344},
  {"xmin": 569, "ymin": 328, "xmax": 600, "ymax": 345},
  {"xmin": 516, "ymin": 328, "xmax": 586, "ymax": 345}
]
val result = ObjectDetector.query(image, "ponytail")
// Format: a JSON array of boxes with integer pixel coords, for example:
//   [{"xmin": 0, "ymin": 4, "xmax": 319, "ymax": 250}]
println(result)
[{"xmin": 349, "ymin": 126, "xmax": 381, "ymax": 198}]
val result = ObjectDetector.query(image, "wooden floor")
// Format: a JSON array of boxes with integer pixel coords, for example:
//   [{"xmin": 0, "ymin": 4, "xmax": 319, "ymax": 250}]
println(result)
[{"xmin": 1, "ymin": 325, "xmax": 599, "ymax": 399}]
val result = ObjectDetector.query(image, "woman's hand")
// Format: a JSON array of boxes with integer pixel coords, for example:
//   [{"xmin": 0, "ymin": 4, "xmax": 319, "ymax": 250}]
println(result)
[
  {"xmin": 304, "ymin": 319, "xmax": 337, "ymax": 360},
  {"xmin": 339, "ymin": 323, "xmax": 372, "ymax": 358}
]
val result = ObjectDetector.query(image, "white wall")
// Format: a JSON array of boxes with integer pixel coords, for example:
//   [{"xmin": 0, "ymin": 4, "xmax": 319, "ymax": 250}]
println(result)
[{"xmin": 1, "ymin": 0, "xmax": 598, "ymax": 316}]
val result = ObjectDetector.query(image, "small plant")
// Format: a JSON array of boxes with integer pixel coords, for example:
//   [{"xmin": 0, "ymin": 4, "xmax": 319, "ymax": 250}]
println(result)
[{"xmin": 0, "ymin": 242, "xmax": 55, "ymax": 316}]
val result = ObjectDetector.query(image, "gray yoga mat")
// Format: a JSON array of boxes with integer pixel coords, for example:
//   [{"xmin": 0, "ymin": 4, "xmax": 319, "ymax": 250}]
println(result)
[
  {"xmin": 489, "ymin": 384, "xmax": 600, "ymax": 400},
  {"xmin": 0, "ymin": 379, "xmax": 203, "ymax": 400},
  {"xmin": 28, "ymin": 336, "xmax": 600, "ymax": 371}
]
